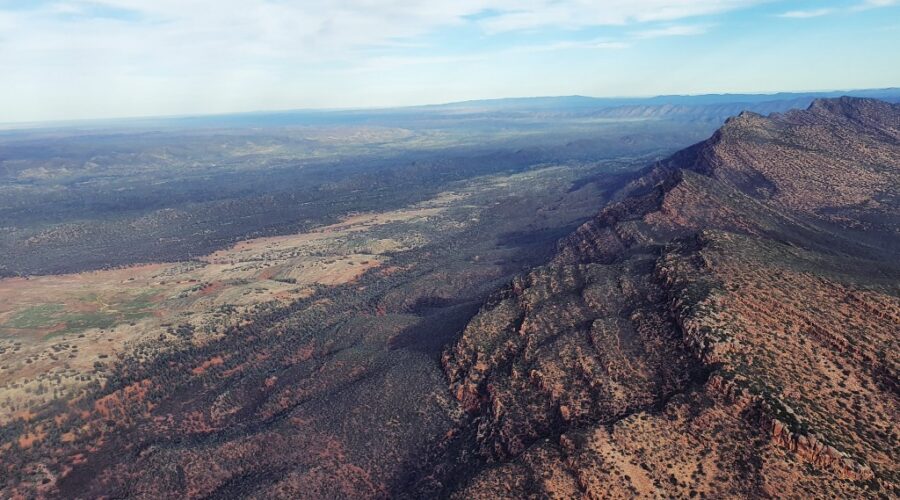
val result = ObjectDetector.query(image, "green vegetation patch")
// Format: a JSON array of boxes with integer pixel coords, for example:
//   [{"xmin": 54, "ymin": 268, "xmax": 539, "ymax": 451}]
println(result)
[
  {"xmin": 1, "ymin": 290, "xmax": 159, "ymax": 338},
  {"xmin": 4, "ymin": 303, "xmax": 66, "ymax": 330}
]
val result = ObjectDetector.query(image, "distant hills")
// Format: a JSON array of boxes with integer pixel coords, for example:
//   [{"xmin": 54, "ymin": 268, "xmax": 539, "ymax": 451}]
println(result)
[
  {"xmin": 150, "ymin": 88, "xmax": 900, "ymax": 129},
  {"xmin": 427, "ymin": 88, "xmax": 900, "ymax": 110},
  {"xmin": 6, "ymin": 88, "xmax": 899, "ymax": 131}
]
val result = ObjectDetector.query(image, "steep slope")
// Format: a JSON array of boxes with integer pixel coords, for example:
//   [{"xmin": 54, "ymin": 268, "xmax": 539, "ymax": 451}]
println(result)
[{"xmin": 439, "ymin": 97, "xmax": 900, "ymax": 498}]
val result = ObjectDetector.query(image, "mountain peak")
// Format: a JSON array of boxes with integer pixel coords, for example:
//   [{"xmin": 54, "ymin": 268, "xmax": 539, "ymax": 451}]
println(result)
[
  {"xmin": 808, "ymin": 95, "xmax": 877, "ymax": 112},
  {"xmin": 663, "ymin": 96, "xmax": 900, "ymax": 205},
  {"xmin": 722, "ymin": 109, "xmax": 765, "ymax": 126},
  {"xmin": 794, "ymin": 96, "xmax": 900, "ymax": 129}
]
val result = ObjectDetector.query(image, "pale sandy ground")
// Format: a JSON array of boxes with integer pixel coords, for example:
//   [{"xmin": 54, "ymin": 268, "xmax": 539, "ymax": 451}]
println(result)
[{"xmin": 0, "ymin": 188, "xmax": 471, "ymax": 423}]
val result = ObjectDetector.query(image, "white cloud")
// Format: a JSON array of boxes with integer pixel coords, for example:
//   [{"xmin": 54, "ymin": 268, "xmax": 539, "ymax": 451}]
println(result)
[
  {"xmin": 782, "ymin": 0, "xmax": 898, "ymax": 17},
  {"xmin": 478, "ymin": 1, "xmax": 761, "ymax": 32},
  {"xmin": 861, "ymin": 0, "xmax": 898, "ymax": 6},
  {"xmin": 531, "ymin": 40, "xmax": 631, "ymax": 51},
  {"xmin": 352, "ymin": 38, "xmax": 628, "ymax": 73},
  {"xmin": 631, "ymin": 24, "xmax": 711, "ymax": 38},
  {"xmin": 851, "ymin": 0, "xmax": 898, "ymax": 10},
  {"xmin": 777, "ymin": 8, "xmax": 835, "ymax": 18}
]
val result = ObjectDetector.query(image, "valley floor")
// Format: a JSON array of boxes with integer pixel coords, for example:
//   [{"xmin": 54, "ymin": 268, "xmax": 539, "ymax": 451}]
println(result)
[{"xmin": 0, "ymin": 159, "xmax": 635, "ymax": 496}]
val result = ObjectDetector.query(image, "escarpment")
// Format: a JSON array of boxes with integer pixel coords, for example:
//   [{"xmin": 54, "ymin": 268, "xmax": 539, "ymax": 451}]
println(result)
[{"xmin": 439, "ymin": 98, "xmax": 900, "ymax": 498}]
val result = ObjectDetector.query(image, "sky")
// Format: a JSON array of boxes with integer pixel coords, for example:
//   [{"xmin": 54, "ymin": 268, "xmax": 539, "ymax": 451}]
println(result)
[{"xmin": 0, "ymin": 0, "xmax": 898, "ymax": 122}]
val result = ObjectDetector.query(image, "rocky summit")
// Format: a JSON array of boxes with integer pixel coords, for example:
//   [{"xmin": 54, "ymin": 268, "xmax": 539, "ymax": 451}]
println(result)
[{"xmin": 438, "ymin": 97, "xmax": 899, "ymax": 498}]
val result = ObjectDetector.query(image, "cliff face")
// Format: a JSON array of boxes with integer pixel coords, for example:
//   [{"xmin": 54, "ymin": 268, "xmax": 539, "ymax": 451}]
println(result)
[{"xmin": 441, "ymin": 97, "xmax": 900, "ymax": 498}]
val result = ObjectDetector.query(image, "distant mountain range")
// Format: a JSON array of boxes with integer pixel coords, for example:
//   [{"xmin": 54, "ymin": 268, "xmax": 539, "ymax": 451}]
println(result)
[
  {"xmin": 6, "ymin": 88, "xmax": 900, "ymax": 131},
  {"xmin": 156, "ymin": 88, "xmax": 900, "ymax": 129},
  {"xmin": 424, "ymin": 88, "xmax": 900, "ymax": 110}
]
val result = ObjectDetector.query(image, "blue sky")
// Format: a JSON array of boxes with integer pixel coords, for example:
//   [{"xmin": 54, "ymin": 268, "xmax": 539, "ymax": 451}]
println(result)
[{"xmin": 0, "ymin": 0, "xmax": 898, "ymax": 122}]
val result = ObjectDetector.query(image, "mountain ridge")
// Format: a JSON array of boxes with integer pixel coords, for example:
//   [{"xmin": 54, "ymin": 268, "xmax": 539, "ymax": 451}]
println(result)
[{"xmin": 435, "ymin": 96, "xmax": 899, "ymax": 498}]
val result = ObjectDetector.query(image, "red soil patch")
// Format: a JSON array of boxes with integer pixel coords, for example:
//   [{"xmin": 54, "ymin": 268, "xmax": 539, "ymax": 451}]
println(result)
[
  {"xmin": 94, "ymin": 379, "xmax": 153, "ymax": 421},
  {"xmin": 196, "ymin": 281, "xmax": 226, "ymax": 298},
  {"xmin": 191, "ymin": 356, "xmax": 225, "ymax": 375},
  {"xmin": 257, "ymin": 266, "xmax": 281, "ymax": 281},
  {"xmin": 17, "ymin": 427, "xmax": 47, "ymax": 449}
]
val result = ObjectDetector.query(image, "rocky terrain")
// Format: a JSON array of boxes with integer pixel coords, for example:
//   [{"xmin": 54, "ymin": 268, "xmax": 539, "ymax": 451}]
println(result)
[{"xmin": 438, "ymin": 97, "xmax": 899, "ymax": 498}]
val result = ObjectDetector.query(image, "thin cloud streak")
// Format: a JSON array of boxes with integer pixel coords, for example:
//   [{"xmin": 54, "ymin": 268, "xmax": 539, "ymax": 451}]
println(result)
[
  {"xmin": 350, "ymin": 39, "xmax": 629, "ymax": 73},
  {"xmin": 778, "ymin": 8, "xmax": 835, "ymax": 18},
  {"xmin": 631, "ymin": 24, "xmax": 712, "ymax": 38},
  {"xmin": 780, "ymin": 0, "xmax": 897, "ymax": 17}
]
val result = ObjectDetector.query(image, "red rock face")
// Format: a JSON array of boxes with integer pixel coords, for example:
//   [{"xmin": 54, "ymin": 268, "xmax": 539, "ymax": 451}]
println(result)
[{"xmin": 440, "ymin": 97, "xmax": 900, "ymax": 498}]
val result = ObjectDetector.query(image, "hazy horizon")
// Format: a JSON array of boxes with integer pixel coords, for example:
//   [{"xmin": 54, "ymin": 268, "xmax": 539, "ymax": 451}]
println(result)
[{"xmin": 0, "ymin": 85, "xmax": 897, "ymax": 128}]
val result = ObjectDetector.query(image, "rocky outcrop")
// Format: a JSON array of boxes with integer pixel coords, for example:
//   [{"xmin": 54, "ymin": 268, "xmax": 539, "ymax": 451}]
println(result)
[
  {"xmin": 770, "ymin": 419, "xmax": 874, "ymax": 481},
  {"xmin": 705, "ymin": 373, "xmax": 874, "ymax": 482}
]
